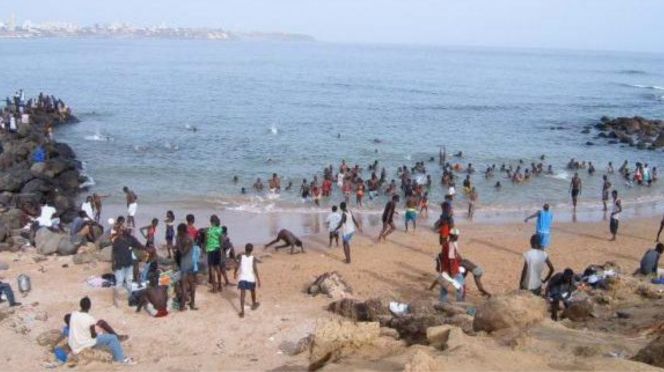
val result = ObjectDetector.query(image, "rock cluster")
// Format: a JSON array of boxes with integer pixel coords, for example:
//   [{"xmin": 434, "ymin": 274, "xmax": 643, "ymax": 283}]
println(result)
[
  {"xmin": 0, "ymin": 98, "xmax": 82, "ymax": 253},
  {"xmin": 593, "ymin": 116, "xmax": 664, "ymax": 150}
]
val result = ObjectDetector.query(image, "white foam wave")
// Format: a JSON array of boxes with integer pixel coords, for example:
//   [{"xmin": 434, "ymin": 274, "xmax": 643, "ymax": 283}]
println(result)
[
  {"xmin": 270, "ymin": 124, "xmax": 278, "ymax": 135},
  {"xmin": 545, "ymin": 171, "xmax": 569, "ymax": 180},
  {"xmin": 628, "ymin": 84, "xmax": 664, "ymax": 90}
]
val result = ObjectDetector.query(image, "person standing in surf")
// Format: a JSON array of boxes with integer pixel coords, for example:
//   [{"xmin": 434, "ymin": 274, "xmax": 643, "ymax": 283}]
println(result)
[
  {"xmin": 524, "ymin": 204, "xmax": 553, "ymax": 249},
  {"xmin": 123, "ymin": 187, "xmax": 138, "ymax": 228},
  {"xmin": 335, "ymin": 202, "xmax": 361, "ymax": 264},
  {"xmin": 610, "ymin": 190, "xmax": 622, "ymax": 241},
  {"xmin": 569, "ymin": 173, "xmax": 582, "ymax": 212},
  {"xmin": 601, "ymin": 175, "xmax": 612, "ymax": 212}
]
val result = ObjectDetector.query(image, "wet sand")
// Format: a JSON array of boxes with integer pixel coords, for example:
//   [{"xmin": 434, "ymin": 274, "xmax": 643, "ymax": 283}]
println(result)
[{"xmin": 0, "ymin": 214, "xmax": 662, "ymax": 370}]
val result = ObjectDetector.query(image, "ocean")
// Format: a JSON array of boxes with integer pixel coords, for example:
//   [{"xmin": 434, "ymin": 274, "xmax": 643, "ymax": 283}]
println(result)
[{"xmin": 1, "ymin": 38, "xmax": 664, "ymax": 222}]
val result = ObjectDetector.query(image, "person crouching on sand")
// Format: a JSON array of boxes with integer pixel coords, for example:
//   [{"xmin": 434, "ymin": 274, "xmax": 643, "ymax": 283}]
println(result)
[{"xmin": 234, "ymin": 244, "xmax": 261, "ymax": 318}]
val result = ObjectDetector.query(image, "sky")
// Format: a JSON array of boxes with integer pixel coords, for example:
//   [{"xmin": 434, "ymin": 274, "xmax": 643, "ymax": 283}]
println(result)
[{"xmin": 2, "ymin": 0, "xmax": 663, "ymax": 53}]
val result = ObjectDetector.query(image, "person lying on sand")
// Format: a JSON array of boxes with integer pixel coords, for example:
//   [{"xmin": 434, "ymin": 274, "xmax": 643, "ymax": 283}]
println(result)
[{"xmin": 264, "ymin": 229, "xmax": 304, "ymax": 254}]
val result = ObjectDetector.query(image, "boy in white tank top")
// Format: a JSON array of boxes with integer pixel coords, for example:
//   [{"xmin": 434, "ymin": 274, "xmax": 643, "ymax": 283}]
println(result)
[{"xmin": 234, "ymin": 244, "xmax": 261, "ymax": 318}]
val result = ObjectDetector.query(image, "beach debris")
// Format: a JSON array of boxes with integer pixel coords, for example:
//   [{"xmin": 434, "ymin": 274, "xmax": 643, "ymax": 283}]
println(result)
[
  {"xmin": 562, "ymin": 299, "xmax": 595, "ymax": 321},
  {"xmin": 308, "ymin": 319, "xmax": 380, "ymax": 370},
  {"xmin": 632, "ymin": 335, "xmax": 664, "ymax": 368},
  {"xmin": 389, "ymin": 302, "xmax": 410, "ymax": 316},
  {"xmin": 472, "ymin": 290, "xmax": 548, "ymax": 333},
  {"xmin": 308, "ymin": 272, "xmax": 352, "ymax": 299},
  {"xmin": 17, "ymin": 273, "xmax": 31, "ymax": 294}
]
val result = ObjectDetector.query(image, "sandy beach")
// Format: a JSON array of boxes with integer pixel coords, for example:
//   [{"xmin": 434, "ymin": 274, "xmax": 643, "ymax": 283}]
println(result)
[{"xmin": 1, "ymin": 212, "xmax": 662, "ymax": 370}]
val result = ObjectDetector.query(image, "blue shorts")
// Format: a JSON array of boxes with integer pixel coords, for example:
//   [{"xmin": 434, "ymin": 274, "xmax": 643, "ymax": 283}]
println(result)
[
  {"xmin": 538, "ymin": 232, "xmax": 551, "ymax": 249},
  {"xmin": 406, "ymin": 211, "xmax": 417, "ymax": 222},
  {"xmin": 238, "ymin": 280, "xmax": 256, "ymax": 291},
  {"xmin": 342, "ymin": 233, "xmax": 354, "ymax": 243}
]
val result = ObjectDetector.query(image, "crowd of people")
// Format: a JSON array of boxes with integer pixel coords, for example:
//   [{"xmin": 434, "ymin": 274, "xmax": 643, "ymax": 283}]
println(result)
[{"xmin": 1, "ymin": 90, "xmax": 72, "ymax": 135}]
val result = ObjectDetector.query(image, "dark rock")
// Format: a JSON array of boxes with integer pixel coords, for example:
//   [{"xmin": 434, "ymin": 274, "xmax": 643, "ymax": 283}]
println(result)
[
  {"xmin": 581, "ymin": 129, "xmax": 590, "ymax": 134},
  {"xmin": 585, "ymin": 141, "xmax": 594, "ymax": 146},
  {"xmin": 57, "ymin": 237, "xmax": 79, "ymax": 256},
  {"xmin": 387, "ymin": 315, "xmax": 447, "ymax": 345},
  {"xmin": 600, "ymin": 116, "xmax": 611, "ymax": 124},
  {"xmin": 562, "ymin": 300, "xmax": 594, "ymax": 321},
  {"xmin": 608, "ymin": 140, "xmax": 618, "ymax": 145},
  {"xmin": 21, "ymin": 178, "xmax": 51, "ymax": 195},
  {"xmin": 597, "ymin": 132, "xmax": 607, "ymax": 138},
  {"xmin": 0, "ymin": 209, "xmax": 26, "ymax": 230},
  {"xmin": 632, "ymin": 335, "xmax": 664, "ymax": 368},
  {"xmin": 654, "ymin": 133, "xmax": 664, "ymax": 148},
  {"xmin": 54, "ymin": 170, "xmax": 81, "ymax": 191},
  {"xmin": 0, "ymin": 167, "xmax": 33, "ymax": 192},
  {"xmin": 327, "ymin": 298, "xmax": 389, "ymax": 322}
]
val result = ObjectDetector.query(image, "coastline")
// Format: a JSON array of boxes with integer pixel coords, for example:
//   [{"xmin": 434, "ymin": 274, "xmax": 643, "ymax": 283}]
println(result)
[{"xmin": 98, "ymin": 195, "xmax": 664, "ymax": 247}]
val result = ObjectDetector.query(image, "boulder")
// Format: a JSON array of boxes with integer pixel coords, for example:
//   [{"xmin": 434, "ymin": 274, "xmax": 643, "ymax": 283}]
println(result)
[
  {"xmin": 21, "ymin": 178, "xmax": 51, "ymax": 194},
  {"xmin": 387, "ymin": 315, "xmax": 447, "ymax": 345},
  {"xmin": 562, "ymin": 300, "xmax": 594, "ymax": 321},
  {"xmin": 35, "ymin": 228, "xmax": 65, "ymax": 255},
  {"xmin": 0, "ymin": 222, "xmax": 8, "ymax": 242},
  {"xmin": 73, "ymin": 252, "xmax": 95, "ymax": 265},
  {"xmin": 426, "ymin": 324, "xmax": 466, "ymax": 350},
  {"xmin": 29, "ymin": 162, "xmax": 46, "ymax": 177},
  {"xmin": 0, "ymin": 209, "xmax": 26, "ymax": 230},
  {"xmin": 380, "ymin": 327, "xmax": 400, "ymax": 340},
  {"xmin": 327, "ymin": 298, "xmax": 389, "ymax": 322},
  {"xmin": 309, "ymin": 319, "xmax": 380, "ymax": 369},
  {"xmin": 58, "ymin": 237, "xmax": 79, "ymax": 255},
  {"xmin": 632, "ymin": 335, "xmax": 664, "ymax": 368},
  {"xmin": 68, "ymin": 348, "xmax": 113, "ymax": 366},
  {"xmin": 473, "ymin": 291, "xmax": 548, "ymax": 333},
  {"xmin": 654, "ymin": 133, "xmax": 664, "ymax": 148},
  {"xmin": 279, "ymin": 334, "xmax": 313, "ymax": 356},
  {"xmin": 95, "ymin": 246, "xmax": 112, "ymax": 262},
  {"xmin": 36, "ymin": 329, "xmax": 64, "ymax": 350},
  {"xmin": 308, "ymin": 271, "xmax": 353, "ymax": 299},
  {"xmin": 404, "ymin": 349, "xmax": 440, "ymax": 372},
  {"xmin": 54, "ymin": 169, "xmax": 81, "ymax": 191},
  {"xmin": 0, "ymin": 167, "xmax": 33, "ymax": 192}
]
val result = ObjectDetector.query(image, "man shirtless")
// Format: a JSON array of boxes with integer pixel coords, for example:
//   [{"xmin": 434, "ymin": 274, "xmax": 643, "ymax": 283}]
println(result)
[
  {"xmin": 92, "ymin": 193, "xmax": 110, "ymax": 223},
  {"xmin": 269, "ymin": 173, "xmax": 281, "ymax": 193},
  {"xmin": 404, "ymin": 195, "xmax": 418, "ymax": 232},
  {"xmin": 378, "ymin": 195, "xmax": 399, "ymax": 241},
  {"xmin": 569, "ymin": 173, "xmax": 582, "ymax": 212},
  {"xmin": 136, "ymin": 273, "xmax": 168, "ymax": 317},
  {"xmin": 264, "ymin": 229, "xmax": 304, "ymax": 254},
  {"xmin": 122, "ymin": 187, "xmax": 138, "ymax": 228}
]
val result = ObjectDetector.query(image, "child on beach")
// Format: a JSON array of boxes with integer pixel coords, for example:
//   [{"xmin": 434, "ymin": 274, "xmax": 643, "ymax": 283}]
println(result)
[
  {"xmin": 234, "ymin": 244, "xmax": 261, "ymax": 318},
  {"xmin": 165, "ymin": 211, "xmax": 175, "ymax": 259},
  {"xmin": 140, "ymin": 218, "xmax": 159, "ymax": 248}
]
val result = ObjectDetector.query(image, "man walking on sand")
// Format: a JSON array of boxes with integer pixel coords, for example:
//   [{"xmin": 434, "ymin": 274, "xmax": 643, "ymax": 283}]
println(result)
[
  {"xmin": 378, "ymin": 195, "xmax": 399, "ymax": 242},
  {"xmin": 234, "ymin": 243, "xmax": 261, "ymax": 318},
  {"xmin": 335, "ymin": 202, "xmax": 362, "ymax": 264},
  {"xmin": 609, "ymin": 190, "xmax": 622, "ymax": 241},
  {"xmin": 524, "ymin": 204, "xmax": 553, "ymax": 249},
  {"xmin": 123, "ymin": 186, "xmax": 138, "ymax": 228}
]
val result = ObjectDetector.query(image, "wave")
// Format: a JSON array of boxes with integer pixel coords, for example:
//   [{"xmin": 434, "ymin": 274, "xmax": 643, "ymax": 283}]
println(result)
[
  {"xmin": 624, "ymin": 83, "xmax": 664, "ymax": 90},
  {"xmin": 270, "ymin": 124, "xmax": 278, "ymax": 135},
  {"xmin": 84, "ymin": 133, "xmax": 113, "ymax": 142},
  {"xmin": 77, "ymin": 110, "xmax": 113, "ymax": 119}
]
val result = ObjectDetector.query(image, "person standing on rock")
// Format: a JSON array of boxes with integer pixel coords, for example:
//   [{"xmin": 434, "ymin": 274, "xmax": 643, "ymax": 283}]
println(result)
[
  {"xmin": 609, "ymin": 190, "xmax": 622, "ymax": 241},
  {"xmin": 334, "ymin": 202, "xmax": 361, "ymax": 264},
  {"xmin": 569, "ymin": 173, "xmax": 582, "ymax": 213},
  {"xmin": 519, "ymin": 234, "xmax": 554, "ymax": 296},
  {"xmin": 123, "ymin": 187, "xmax": 138, "ymax": 228}
]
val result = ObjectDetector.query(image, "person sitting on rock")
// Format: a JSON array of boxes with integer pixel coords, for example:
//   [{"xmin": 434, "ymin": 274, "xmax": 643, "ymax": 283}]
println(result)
[
  {"xmin": 34, "ymin": 202, "xmax": 62, "ymax": 232},
  {"xmin": 264, "ymin": 229, "xmax": 303, "ymax": 254},
  {"xmin": 68, "ymin": 296, "xmax": 134, "ymax": 364},
  {"xmin": 70, "ymin": 211, "xmax": 94, "ymax": 244},
  {"xmin": 544, "ymin": 268, "xmax": 577, "ymax": 321}
]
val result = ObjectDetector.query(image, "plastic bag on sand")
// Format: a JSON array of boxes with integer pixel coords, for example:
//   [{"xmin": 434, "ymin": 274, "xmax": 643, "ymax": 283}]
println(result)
[{"xmin": 389, "ymin": 302, "xmax": 410, "ymax": 316}]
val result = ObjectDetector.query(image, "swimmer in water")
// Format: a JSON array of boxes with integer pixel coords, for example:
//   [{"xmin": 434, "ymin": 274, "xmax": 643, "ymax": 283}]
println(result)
[{"xmin": 495, "ymin": 181, "xmax": 502, "ymax": 189}]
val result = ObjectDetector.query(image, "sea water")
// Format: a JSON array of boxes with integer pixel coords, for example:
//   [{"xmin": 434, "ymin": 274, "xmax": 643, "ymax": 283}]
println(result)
[{"xmin": 1, "ymin": 39, "xmax": 663, "ymax": 218}]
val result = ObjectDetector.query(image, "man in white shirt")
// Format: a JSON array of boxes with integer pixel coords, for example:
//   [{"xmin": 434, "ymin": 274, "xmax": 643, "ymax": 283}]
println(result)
[
  {"xmin": 68, "ymin": 297, "xmax": 134, "ymax": 364},
  {"xmin": 519, "ymin": 234, "xmax": 554, "ymax": 295},
  {"xmin": 325, "ymin": 205, "xmax": 342, "ymax": 247},
  {"xmin": 35, "ymin": 203, "xmax": 59, "ymax": 230}
]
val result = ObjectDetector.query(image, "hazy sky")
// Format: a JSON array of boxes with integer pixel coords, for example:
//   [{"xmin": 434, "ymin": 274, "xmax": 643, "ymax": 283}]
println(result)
[{"xmin": 2, "ymin": 0, "xmax": 663, "ymax": 53}]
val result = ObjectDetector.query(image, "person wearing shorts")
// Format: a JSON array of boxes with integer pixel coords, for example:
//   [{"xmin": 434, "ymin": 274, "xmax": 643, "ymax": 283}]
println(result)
[
  {"xmin": 378, "ymin": 195, "xmax": 399, "ymax": 242},
  {"xmin": 460, "ymin": 258, "xmax": 491, "ymax": 297},
  {"xmin": 206, "ymin": 215, "xmax": 223, "ymax": 293},
  {"xmin": 234, "ymin": 244, "xmax": 261, "ymax": 318},
  {"xmin": 334, "ymin": 202, "xmax": 361, "ymax": 264},
  {"xmin": 609, "ymin": 190, "xmax": 622, "ymax": 241},
  {"xmin": 123, "ymin": 186, "xmax": 138, "ymax": 228},
  {"xmin": 405, "ymin": 196, "xmax": 418, "ymax": 232}
]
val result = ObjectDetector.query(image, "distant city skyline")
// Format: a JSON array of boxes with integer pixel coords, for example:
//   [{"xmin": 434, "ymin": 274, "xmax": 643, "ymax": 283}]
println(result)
[{"xmin": 1, "ymin": 1, "xmax": 663, "ymax": 53}]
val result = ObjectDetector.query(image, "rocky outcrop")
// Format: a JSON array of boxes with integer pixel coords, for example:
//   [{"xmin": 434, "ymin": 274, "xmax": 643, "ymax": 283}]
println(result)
[
  {"xmin": 309, "ymin": 319, "xmax": 380, "ymax": 370},
  {"xmin": 473, "ymin": 291, "xmax": 548, "ymax": 333},
  {"xmin": 0, "ymin": 94, "xmax": 83, "ymax": 252},
  {"xmin": 308, "ymin": 272, "xmax": 353, "ymax": 299},
  {"xmin": 593, "ymin": 116, "xmax": 664, "ymax": 150},
  {"xmin": 327, "ymin": 298, "xmax": 389, "ymax": 322}
]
